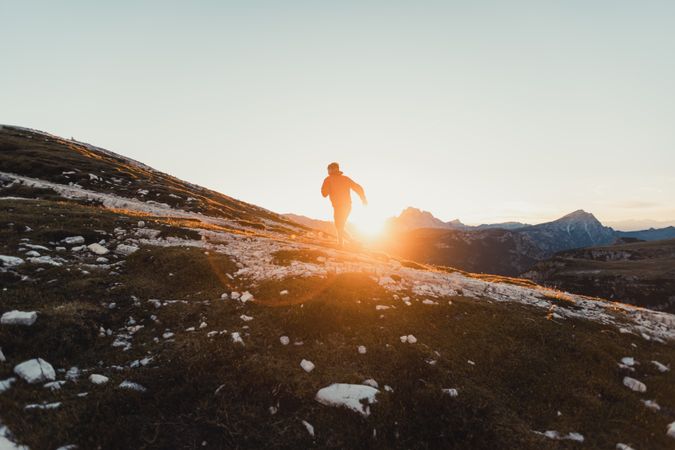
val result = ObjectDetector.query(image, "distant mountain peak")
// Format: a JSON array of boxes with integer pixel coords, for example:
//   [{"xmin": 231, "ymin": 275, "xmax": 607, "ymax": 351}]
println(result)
[{"xmin": 558, "ymin": 209, "xmax": 599, "ymax": 223}]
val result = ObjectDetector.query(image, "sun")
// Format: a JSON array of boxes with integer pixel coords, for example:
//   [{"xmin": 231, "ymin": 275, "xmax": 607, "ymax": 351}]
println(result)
[{"xmin": 350, "ymin": 208, "xmax": 386, "ymax": 240}]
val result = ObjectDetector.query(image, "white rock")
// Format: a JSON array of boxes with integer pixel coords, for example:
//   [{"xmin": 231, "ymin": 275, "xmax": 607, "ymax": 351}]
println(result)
[
  {"xmin": 89, "ymin": 374, "xmax": 109, "ymax": 385},
  {"xmin": 27, "ymin": 256, "xmax": 62, "ymax": 266},
  {"xmin": 642, "ymin": 399, "xmax": 661, "ymax": 411},
  {"xmin": 442, "ymin": 388, "xmax": 459, "ymax": 397},
  {"xmin": 87, "ymin": 243, "xmax": 109, "ymax": 255},
  {"xmin": 62, "ymin": 236, "xmax": 85, "ymax": 245},
  {"xmin": 199, "ymin": 322, "xmax": 208, "ymax": 329},
  {"xmin": 162, "ymin": 332, "xmax": 175, "ymax": 339},
  {"xmin": 0, "ymin": 347, "xmax": 5, "ymax": 362},
  {"xmin": 357, "ymin": 345, "xmax": 367, "ymax": 354},
  {"xmin": 24, "ymin": 250, "xmax": 40, "ymax": 257},
  {"xmin": 620, "ymin": 357, "xmax": 635, "ymax": 366},
  {"xmin": 230, "ymin": 291, "xmax": 241, "ymax": 300},
  {"xmin": 119, "ymin": 380, "xmax": 146, "ymax": 392},
  {"xmin": 115, "ymin": 244, "xmax": 139, "ymax": 256},
  {"xmin": 315, "ymin": 383, "xmax": 380, "ymax": 417},
  {"xmin": 616, "ymin": 444, "xmax": 635, "ymax": 450},
  {"xmin": 362, "ymin": 378, "xmax": 378, "ymax": 388},
  {"xmin": 375, "ymin": 305, "xmax": 390, "ymax": 311},
  {"xmin": 667, "ymin": 421, "xmax": 675, "ymax": 439},
  {"xmin": 535, "ymin": 431, "xmax": 584, "ymax": 442},
  {"xmin": 651, "ymin": 360, "xmax": 670, "ymax": 373},
  {"xmin": 65, "ymin": 367, "xmax": 80, "ymax": 381},
  {"xmin": 301, "ymin": 420, "xmax": 315, "ymax": 437},
  {"xmin": 1, "ymin": 310, "xmax": 37, "ymax": 326},
  {"xmin": 25, "ymin": 402, "xmax": 61, "ymax": 410},
  {"xmin": 14, "ymin": 358, "xmax": 56, "ymax": 384},
  {"xmin": 0, "ymin": 377, "xmax": 16, "ymax": 393},
  {"xmin": 239, "ymin": 291, "xmax": 254, "ymax": 303},
  {"xmin": 406, "ymin": 334, "xmax": 417, "ymax": 344},
  {"xmin": 231, "ymin": 332, "xmax": 244, "ymax": 345},
  {"xmin": 422, "ymin": 299, "xmax": 437, "ymax": 305},
  {"xmin": 220, "ymin": 293, "xmax": 229, "ymax": 299},
  {"xmin": 240, "ymin": 314, "xmax": 253, "ymax": 322},
  {"xmin": 44, "ymin": 380, "xmax": 66, "ymax": 391},
  {"xmin": 280, "ymin": 290, "xmax": 289, "ymax": 296},
  {"xmin": 623, "ymin": 376, "xmax": 646, "ymax": 393},
  {"xmin": 0, "ymin": 255, "xmax": 24, "ymax": 267},
  {"xmin": 96, "ymin": 257, "xmax": 109, "ymax": 263},
  {"xmin": 280, "ymin": 336, "xmax": 290, "ymax": 345},
  {"xmin": 300, "ymin": 359, "xmax": 315, "ymax": 373}
]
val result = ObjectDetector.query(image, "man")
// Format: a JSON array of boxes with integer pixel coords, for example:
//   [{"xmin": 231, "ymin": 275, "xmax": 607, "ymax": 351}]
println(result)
[{"xmin": 321, "ymin": 162, "xmax": 367, "ymax": 247}]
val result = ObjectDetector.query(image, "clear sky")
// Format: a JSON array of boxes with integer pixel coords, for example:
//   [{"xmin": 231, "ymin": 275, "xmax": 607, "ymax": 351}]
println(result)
[{"xmin": 2, "ymin": 1, "xmax": 674, "ymax": 229}]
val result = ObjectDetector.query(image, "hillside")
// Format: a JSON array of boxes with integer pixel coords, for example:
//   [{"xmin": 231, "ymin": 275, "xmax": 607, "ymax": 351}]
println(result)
[
  {"xmin": 523, "ymin": 239, "xmax": 675, "ymax": 313},
  {"xmin": 1, "ymin": 125, "xmax": 674, "ymax": 449}
]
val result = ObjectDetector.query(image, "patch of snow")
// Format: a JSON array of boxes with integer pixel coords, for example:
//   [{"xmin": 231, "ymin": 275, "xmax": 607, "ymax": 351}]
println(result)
[
  {"xmin": 27, "ymin": 255, "xmax": 62, "ymax": 266},
  {"xmin": 25, "ymin": 401, "xmax": 61, "ymax": 410},
  {"xmin": 1, "ymin": 310, "xmax": 37, "ymax": 326},
  {"xmin": 315, "ymin": 383, "xmax": 380, "ymax": 417}
]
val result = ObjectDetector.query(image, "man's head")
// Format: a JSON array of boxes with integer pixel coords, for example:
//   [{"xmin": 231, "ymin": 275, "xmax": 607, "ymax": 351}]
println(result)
[{"xmin": 327, "ymin": 162, "xmax": 341, "ymax": 175}]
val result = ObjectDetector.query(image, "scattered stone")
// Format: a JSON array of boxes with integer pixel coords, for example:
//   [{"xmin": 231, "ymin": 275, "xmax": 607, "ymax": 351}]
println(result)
[
  {"xmin": 358, "ymin": 345, "xmax": 367, "ymax": 354},
  {"xmin": 0, "ymin": 377, "xmax": 16, "ymax": 393},
  {"xmin": 280, "ymin": 336, "xmax": 290, "ymax": 345},
  {"xmin": 280, "ymin": 290, "xmax": 289, "ymax": 296},
  {"xmin": 300, "ymin": 359, "xmax": 315, "ymax": 373},
  {"xmin": 115, "ymin": 244, "xmax": 139, "ymax": 256},
  {"xmin": 44, "ymin": 381, "xmax": 66, "ymax": 391},
  {"xmin": 641, "ymin": 399, "xmax": 661, "ymax": 411},
  {"xmin": 231, "ymin": 332, "xmax": 244, "ymax": 345},
  {"xmin": 1, "ymin": 310, "xmax": 37, "ymax": 326},
  {"xmin": 400, "ymin": 334, "xmax": 417, "ymax": 344},
  {"xmin": 315, "ymin": 383, "xmax": 380, "ymax": 417},
  {"xmin": 301, "ymin": 420, "xmax": 315, "ymax": 437},
  {"xmin": 239, "ymin": 291, "xmax": 254, "ymax": 303},
  {"xmin": 65, "ymin": 367, "xmax": 80, "ymax": 381},
  {"xmin": 62, "ymin": 236, "xmax": 85, "ymax": 245},
  {"xmin": 14, "ymin": 358, "xmax": 56, "ymax": 384},
  {"xmin": 442, "ymin": 388, "xmax": 459, "ymax": 397},
  {"xmin": 422, "ymin": 299, "xmax": 437, "ymax": 305},
  {"xmin": 534, "ymin": 430, "xmax": 584, "ymax": 442},
  {"xmin": 25, "ymin": 402, "xmax": 61, "ymax": 410},
  {"xmin": 0, "ymin": 255, "xmax": 24, "ymax": 267},
  {"xmin": 119, "ymin": 380, "xmax": 147, "ymax": 392},
  {"xmin": 623, "ymin": 376, "xmax": 646, "ymax": 393},
  {"xmin": 620, "ymin": 357, "xmax": 635, "ymax": 366},
  {"xmin": 651, "ymin": 360, "xmax": 670, "ymax": 373},
  {"xmin": 87, "ymin": 243, "xmax": 109, "ymax": 255},
  {"xmin": 362, "ymin": 378, "xmax": 378, "ymax": 388},
  {"xmin": 220, "ymin": 293, "xmax": 229, "ymax": 299},
  {"xmin": 240, "ymin": 314, "xmax": 253, "ymax": 322},
  {"xmin": 667, "ymin": 421, "xmax": 675, "ymax": 439},
  {"xmin": 89, "ymin": 374, "xmax": 109, "ymax": 385},
  {"xmin": 162, "ymin": 332, "xmax": 175, "ymax": 339}
]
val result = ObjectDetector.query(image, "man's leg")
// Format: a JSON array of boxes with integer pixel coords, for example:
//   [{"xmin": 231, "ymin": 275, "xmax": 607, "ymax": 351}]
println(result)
[{"xmin": 333, "ymin": 204, "xmax": 351, "ymax": 247}]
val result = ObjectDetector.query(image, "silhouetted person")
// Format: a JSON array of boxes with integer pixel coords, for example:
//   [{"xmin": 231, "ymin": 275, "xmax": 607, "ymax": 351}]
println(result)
[{"xmin": 321, "ymin": 162, "xmax": 367, "ymax": 247}]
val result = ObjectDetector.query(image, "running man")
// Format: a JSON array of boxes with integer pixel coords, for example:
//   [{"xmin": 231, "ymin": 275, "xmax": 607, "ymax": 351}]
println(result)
[{"xmin": 321, "ymin": 162, "xmax": 367, "ymax": 247}]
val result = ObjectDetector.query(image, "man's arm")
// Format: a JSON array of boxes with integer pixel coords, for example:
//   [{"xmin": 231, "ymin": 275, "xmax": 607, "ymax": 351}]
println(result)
[
  {"xmin": 321, "ymin": 177, "xmax": 330, "ymax": 198},
  {"xmin": 348, "ymin": 178, "xmax": 367, "ymax": 205}
]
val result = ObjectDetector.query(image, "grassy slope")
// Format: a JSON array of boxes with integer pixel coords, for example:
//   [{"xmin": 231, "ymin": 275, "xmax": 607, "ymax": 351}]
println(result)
[{"xmin": 0, "ymin": 199, "xmax": 674, "ymax": 449}]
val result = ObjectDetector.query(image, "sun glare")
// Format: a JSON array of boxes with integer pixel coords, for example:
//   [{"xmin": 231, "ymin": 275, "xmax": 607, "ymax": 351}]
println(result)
[{"xmin": 350, "ymin": 208, "xmax": 386, "ymax": 239}]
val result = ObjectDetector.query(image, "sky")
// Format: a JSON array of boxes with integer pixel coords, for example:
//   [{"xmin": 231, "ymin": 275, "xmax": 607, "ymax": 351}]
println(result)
[{"xmin": 1, "ymin": 1, "xmax": 674, "ymax": 230}]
